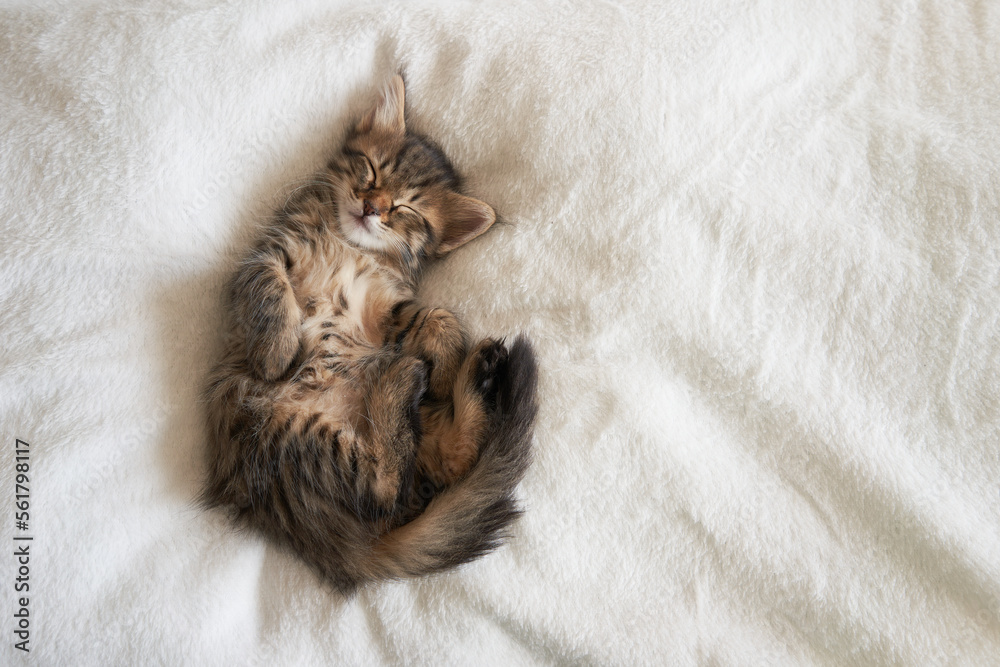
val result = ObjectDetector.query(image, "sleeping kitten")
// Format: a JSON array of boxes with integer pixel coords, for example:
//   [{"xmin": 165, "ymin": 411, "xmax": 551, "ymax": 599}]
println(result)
[{"xmin": 202, "ymin": 75, "xmax": 538, "ymax": 595}]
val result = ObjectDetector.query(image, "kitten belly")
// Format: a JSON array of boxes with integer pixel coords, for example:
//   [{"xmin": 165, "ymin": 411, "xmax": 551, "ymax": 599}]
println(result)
[{"xmin": 296, "ymin": 253, "xmax": 406, "ymax": 363}]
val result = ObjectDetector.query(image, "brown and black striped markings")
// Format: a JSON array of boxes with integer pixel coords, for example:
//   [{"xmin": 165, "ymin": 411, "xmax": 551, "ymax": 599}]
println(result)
[
  {"xmin": 387, "ymin": 301, "xmax": 498, "ymax": 486},
  {"xmin": 232, "ymin": 248, "xmax": 303, "ymax": 382},
  {"xmin": 202, "ymin": 74, "xmax": 538, "ymax": 593},
  {"xmin": 204, "ymin": 349, "xmax": 427, "ymax": 565},
  {"xmin": 292, "ymin": 242, "xmax": 413, "ymax": 359}
]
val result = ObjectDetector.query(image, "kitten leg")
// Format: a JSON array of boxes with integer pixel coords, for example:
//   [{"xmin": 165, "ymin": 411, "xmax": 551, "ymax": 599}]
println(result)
[
  {"xmin": 355, "ymin": 355, "xmax": 426, "ymax": 516},
  {"xmin": 389, "ymin": 305, "xmax": 510, "ymax": 485},
  {"xmin": 418, "ymin": 339, "xmax": 507, "ymax": 485},
  {"xmin": 391, "ymin": 304, "xmax": 467, "ymax": 400},
  {"xmin": 233, "ymin": 251, "xmax": 302, "ymax": 381}
]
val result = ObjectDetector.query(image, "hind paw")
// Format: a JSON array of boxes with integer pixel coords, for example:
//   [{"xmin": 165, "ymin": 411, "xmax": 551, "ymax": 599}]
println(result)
[
  {"xmin": 471, "ymin": 338, "xmax": 509, "ymax": 407},
  {"xmin": 442, "ymin": 440, "xmax": 478, "ymax": 481}
]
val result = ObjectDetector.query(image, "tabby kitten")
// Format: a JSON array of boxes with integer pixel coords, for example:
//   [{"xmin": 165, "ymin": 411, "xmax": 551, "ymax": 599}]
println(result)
[{"xmin": 203, "ymin": 76, "xmax": 538, "ymax": 595}]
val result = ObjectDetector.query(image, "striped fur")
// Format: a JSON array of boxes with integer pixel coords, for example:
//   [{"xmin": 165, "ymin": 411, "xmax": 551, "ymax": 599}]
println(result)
[{"xmin": 202, "ymin": 76, "xmax": 538, "ymax": 594}]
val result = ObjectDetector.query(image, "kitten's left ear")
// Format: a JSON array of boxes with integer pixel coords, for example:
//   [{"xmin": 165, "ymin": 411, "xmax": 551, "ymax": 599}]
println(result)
[
  {"xmin": 436, "ymin": 194, "xmax": 497, "ymax": 255},
  {"xmin": 356, "ymin": 75, "xmax": 406, "ymax": 135}
]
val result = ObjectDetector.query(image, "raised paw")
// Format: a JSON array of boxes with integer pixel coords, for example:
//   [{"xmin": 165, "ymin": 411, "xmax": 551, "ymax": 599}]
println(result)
[
  {"xmin": 471, "ymin": 338, "xmax": 509, "ymax": 407},
  {"xmin": 248, "ymin": 327, "xmax": 300, "ymax": 381}
]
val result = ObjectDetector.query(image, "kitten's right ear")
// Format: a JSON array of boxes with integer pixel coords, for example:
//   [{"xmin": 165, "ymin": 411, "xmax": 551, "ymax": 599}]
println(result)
[
  {"xmin": 356, "ymin": 75, "xmax": 406, "ymax": 135},
  {"xmin": 435, "ymin": 194, "xmax": 497, "ymax": 255}
]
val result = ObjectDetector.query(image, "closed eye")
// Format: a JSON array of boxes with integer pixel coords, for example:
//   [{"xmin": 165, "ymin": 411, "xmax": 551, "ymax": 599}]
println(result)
[
  {"xmin": 393, "ymin": 204, "xmax": 424, "ymax": 221},
  {"xmin": 392, "ymin": 204, "xmax": 430, "ymax": 234},
  {"xmin": 344, "ymin": 149, "xmax": 377, "ymax": 189},
  {"xmin": 362, "ymin": 155, "xmax": 377, "ymax": 188}
]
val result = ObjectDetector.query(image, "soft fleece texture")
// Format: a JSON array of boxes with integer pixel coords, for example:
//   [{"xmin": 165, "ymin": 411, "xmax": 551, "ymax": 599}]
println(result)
[{"xmin": 1, "ymin": 0, "xmax": 999, "ymax": 664}]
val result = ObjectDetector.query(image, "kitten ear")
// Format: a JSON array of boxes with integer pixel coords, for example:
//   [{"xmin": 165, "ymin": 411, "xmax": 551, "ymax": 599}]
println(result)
[
  {"xmin": 356, "ymin": 75, "xmax": 406, "ymax": 135},
  {"xmin": 436, "ymin": 194, "xmax": 496, "ymax": 255}
]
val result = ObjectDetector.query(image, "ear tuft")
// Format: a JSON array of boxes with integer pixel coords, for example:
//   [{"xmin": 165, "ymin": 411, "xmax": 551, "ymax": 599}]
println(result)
[
  {"xmin": 356, "ymin": 75, "xmax": 406, "ymax": 135},
  {"xmin": 437, "ymin": 194, "xmax": 496, "ymax": 255}
]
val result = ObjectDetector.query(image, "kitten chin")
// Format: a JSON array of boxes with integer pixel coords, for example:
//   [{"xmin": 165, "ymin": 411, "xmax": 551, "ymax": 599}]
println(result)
[
  {"xmin": 338, "ymin": 207, "xmax": 384, "ymax": 251},
  {"xmin": 202, "ymin": 75, "xmax": 538, "ymax": 595}
]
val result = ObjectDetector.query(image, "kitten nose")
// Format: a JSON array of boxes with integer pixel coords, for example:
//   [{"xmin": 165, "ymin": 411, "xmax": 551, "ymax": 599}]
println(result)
[{"xmin": 362, "ymin": 199, "xmax": 378, "ymax": 217}]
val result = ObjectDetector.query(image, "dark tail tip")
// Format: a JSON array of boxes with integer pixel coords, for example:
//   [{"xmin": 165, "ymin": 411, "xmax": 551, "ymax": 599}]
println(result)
[
  {"xmin": 358, "ymin": 335, "xmax": 540, "ymax": 589},
  {"xmin": 485, "ymin": 335, "xmax": 538, "ymax": 454},
  {"xmin": 499, "ymin": 335, "xmax": 538, "ymax": 410}
]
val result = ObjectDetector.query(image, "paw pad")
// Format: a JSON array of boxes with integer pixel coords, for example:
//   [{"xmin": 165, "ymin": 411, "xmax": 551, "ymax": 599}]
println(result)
[{"xmin": 473, "ymin": 339, "xmax": 509, "ymax": 405}]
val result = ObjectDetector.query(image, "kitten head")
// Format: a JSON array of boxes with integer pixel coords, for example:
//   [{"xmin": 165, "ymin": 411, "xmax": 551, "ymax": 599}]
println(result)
[{"xmin": 330, "ymin": 76, "xmax": 496, "ymax": 265}]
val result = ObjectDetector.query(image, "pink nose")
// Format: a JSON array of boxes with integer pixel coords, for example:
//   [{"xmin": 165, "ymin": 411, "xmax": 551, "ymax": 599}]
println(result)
[{"xmin": 362, "ymin": 200, "xmax": 378, "ymax": 217}]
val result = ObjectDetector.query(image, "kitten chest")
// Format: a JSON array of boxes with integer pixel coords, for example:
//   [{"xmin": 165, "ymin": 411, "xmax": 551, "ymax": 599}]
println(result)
[{"xmin": 296, "ymin": 252, "xmax": 410, "ymax": 360}]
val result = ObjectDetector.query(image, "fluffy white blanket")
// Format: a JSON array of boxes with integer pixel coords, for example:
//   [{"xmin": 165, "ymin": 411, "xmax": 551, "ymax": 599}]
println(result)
[{"xmin": 2, "ymin": 0, "xmax": 998, "ymax": 664}]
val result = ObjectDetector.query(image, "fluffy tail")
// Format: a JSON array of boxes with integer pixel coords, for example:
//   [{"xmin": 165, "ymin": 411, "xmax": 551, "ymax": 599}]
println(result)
[{"xmin": 364, "ymin": 335, "xmax": 539, "ymax": 584}]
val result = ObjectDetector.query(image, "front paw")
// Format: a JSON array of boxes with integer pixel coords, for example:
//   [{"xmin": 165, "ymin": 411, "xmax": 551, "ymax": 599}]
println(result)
[
  {"xmin": 233, "ymin": 254, "xmax": 303, "ymax": 382},
  {"xmin": 247, "ymin": 326, "xmax": 299, "ymax": 381}
]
